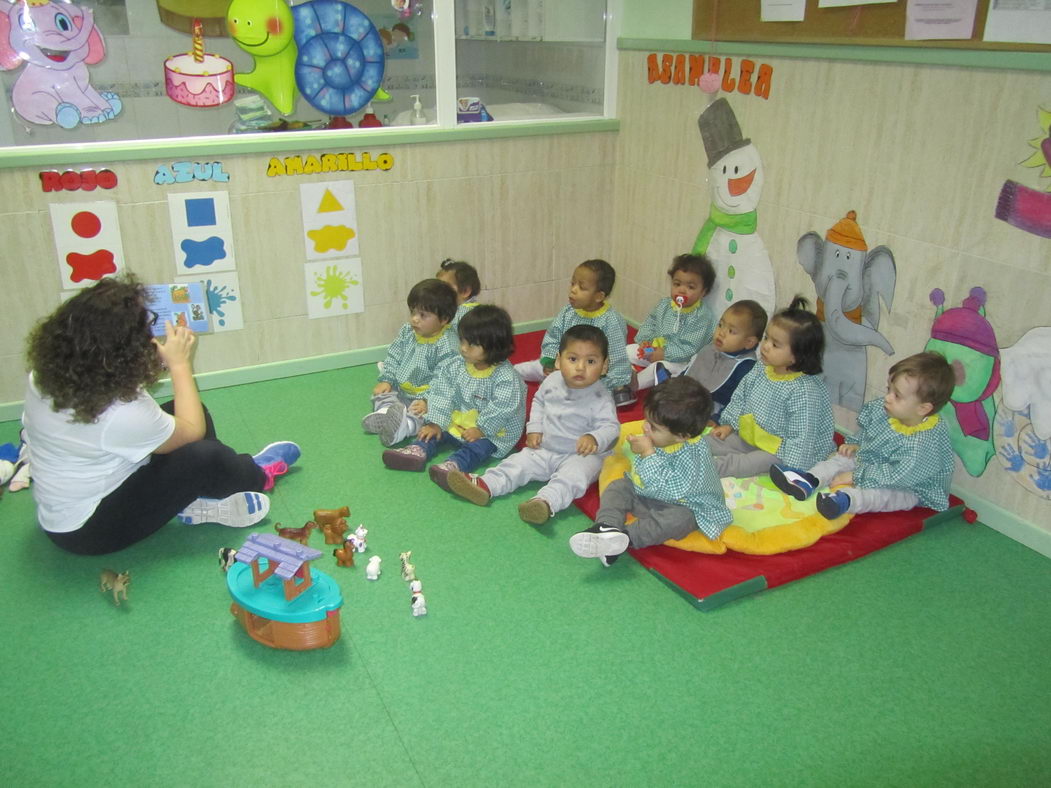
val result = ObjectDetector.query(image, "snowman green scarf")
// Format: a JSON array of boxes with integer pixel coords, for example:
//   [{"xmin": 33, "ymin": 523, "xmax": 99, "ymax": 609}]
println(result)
[{"xmin": 691, "ymin": 206, "xmax": 758, "ymax": 255}]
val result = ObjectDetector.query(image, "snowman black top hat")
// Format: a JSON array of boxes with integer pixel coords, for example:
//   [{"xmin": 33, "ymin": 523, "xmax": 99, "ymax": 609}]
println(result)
[{"xmin": 698, "ymin": 98, "xmax": 751, "ymax": 169}]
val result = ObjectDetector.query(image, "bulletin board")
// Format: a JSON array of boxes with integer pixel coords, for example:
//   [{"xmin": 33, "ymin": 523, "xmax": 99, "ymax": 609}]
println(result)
[{"xmin": 693, "ymin": 0, "xmax": 1051, "ymax": 52}]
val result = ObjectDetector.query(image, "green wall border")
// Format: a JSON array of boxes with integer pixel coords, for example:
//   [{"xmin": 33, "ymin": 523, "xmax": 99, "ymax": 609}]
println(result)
[
  {"xmin": 0, "ymin": 119, "xmax": 618, "ymax": 169},
  {"xmin": 618, "ymin": 37, "xmax": 1051, "ymax": 71}
]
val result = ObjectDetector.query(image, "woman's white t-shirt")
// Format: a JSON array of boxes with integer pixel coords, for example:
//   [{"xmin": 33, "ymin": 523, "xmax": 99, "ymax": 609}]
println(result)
[{"xmin": 22, "ymin": 374, "xmax": 175, "ymax": 533}]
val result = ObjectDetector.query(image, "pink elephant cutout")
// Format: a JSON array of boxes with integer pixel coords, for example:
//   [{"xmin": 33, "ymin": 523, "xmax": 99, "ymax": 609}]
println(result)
[{"xmin": 0, "ymin": 0, "xmax": 122, "ymax": 129}]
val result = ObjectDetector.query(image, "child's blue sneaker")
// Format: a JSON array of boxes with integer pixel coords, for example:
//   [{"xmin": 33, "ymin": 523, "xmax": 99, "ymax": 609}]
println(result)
[
  {"xmin": 253, "ymin": 442, "xmax": 300, "ymax": 489},
  {"xmin": 654, "ymin": 362, "xmax": 671, "ymax": 385},
  {"xmin": 816, "ymin": 490, "xmax": 851, "ymax": 520},
  {"xmin": 769, "ymin": 464, "xmax": 818, "ymax": 501},
  {"xmin": 177, "ymin": 491, "xmax": 270, "ymax": 527}
]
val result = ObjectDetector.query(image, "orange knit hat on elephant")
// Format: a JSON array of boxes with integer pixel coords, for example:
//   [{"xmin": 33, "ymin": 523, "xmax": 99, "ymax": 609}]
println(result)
[{"xmin": 826, "ymin": 210, "xmax": 867, "ymax": 251}]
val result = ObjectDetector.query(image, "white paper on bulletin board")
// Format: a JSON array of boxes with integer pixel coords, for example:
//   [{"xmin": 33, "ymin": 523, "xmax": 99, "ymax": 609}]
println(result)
[
  {"xmin": 300, "ymin": 181, "xmax": 359, "ymax": 261},
  {"xmin": 175, "ymin": 271, "xmax": 245, "ymax": 332},
  {"xmin": 305, "ymin": 258, "xmax": 364, "ymax": 319},
  {"xmin": 49, "ymin": 201, "xmax": 126, "ymax": 289},
  {"xmin": 818, "ymin": 0, "xmax": 894, "ymax": 7},
  {"xmin": 906, "ymin": 0, "xmax": 978, "ymax": 40},
  {"xmin": 984, "ymin": 0, "xmax": 1051, "ymax": 44},
  {"xmin": 167, "ymin": 192, "xmax": 237, "ymax": 276},
  {"xmin": 763, "ymin": 0, "xmax": 806, "ymax": 21}
]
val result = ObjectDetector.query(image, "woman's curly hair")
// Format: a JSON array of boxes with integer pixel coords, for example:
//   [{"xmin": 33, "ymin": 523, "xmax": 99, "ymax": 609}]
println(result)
[{"xmin": 27, "ymin": 274, "xmax": 163, "ymax": 423}]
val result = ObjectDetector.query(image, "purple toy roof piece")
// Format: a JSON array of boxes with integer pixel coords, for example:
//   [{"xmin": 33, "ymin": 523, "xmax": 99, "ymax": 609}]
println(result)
[{"xmin": 235, "ymin": 533, "xmax": 323, "ymax": 578}]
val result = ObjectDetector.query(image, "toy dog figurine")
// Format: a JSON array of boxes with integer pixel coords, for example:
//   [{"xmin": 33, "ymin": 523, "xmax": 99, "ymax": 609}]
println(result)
[
  {"xmin": 366, "ymin": 555, "xmax": 382, "ymax": 580},
  {"xmin": 409, "ymin": 579, "xmax": 427, "ymax": 617},
  {"xmin": 275, "ymin": 521, "xmax": 317, "ymax": 545},
  {"xmin": 100, "ymin": 569, "xmax": 130, "ymax": 606}
]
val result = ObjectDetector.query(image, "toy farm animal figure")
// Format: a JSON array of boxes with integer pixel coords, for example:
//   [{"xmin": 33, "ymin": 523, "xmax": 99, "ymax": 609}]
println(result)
[
  {"xmin": 275, "ymin": 521, "xmax": 317, "ymax": 545},
  {"xmin": 313, "ymin": 505, "xmax": 350, "ymax": 527},
  {"xmin": 320, "ymin": 517, "xmax": 348, "ymax": 545},
  {"xmin": 399, "ymin": 550, "xmax": 416, "ymax": 582},
  {"xmin": 366, "ymin": 555, "xmax": 382, "ymax": 580},
  {"xmin": 100, "ymin": 569, "xmax": 130, "ymax": 606},
  {"xmin": 409, "ymin": 579, "xmax": 427, "ymax": 617},
  {"xmin": 352, "ymin": 523, "xmax": 368, "ymax": 552},
  {"xmin": 0, "ymin": 1, "xmax": 123, "ymax": 129},
  {"xmin": 333, "ymin": 539, "xmax": 355, "ymax": 568},
  {"xmin": 218, "ymin": 547, "xmax": 238, "ymax": 572}
]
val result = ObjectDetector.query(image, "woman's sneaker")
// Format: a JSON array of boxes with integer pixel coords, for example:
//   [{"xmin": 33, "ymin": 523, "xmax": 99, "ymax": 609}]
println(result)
[
  {"xmin": 253, "ymin": 442, "xmax": 301, "ymax": 489},
  {"xmin": 177, "ymin": 491, "xmax": 270, "ymax": 527}
]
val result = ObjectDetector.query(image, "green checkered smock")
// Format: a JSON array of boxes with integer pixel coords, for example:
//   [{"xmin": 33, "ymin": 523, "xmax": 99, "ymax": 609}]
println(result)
[
  {"xmin": 425, "ymin": 359, "xmax": 526, "ymax": 458},
  {"xmin": 625, "ymin": 435, "xmax": 732, "ymax": 539},
  {"xmin": 539, "ymin": 303, "xmax": 631, "ymax": 389},
  {"xmin": 634, "ymin": 298, "xmax": 716, "ymax": 363},
  {"xmin": 846, "ymin": 399, "xmax": 954, "ymax": 510},
  {"xmin": 378, "ymin": 324, "xmax": 458, "ymax": 396},
  {"xmin": 721, "ymin": 365, "xmax": 835, "ymax": 469}
]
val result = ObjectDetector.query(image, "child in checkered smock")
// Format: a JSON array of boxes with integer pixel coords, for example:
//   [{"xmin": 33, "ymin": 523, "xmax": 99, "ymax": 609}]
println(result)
[
  {"xmin": 436, "ymin": 258, "xmax": 481, "ymax": 330},
  {"xmin": 363, "ymin": 279, "xmax": 459, "ymax": 447},
  {"xmin": 382, "ymin": 305, "xmax": 525, "ymax": 483},
  {"xmin": 628, "ymin": 253, "xmax": 718, "ymax": 390},
  {"xmin": 770, "ymin": 352, "xmax": 956, "ymax": 520},
  {"xmin": 706, "ymin": 296, "xmax": 835, "ymax": 478},
  {"xmin": 568, "ymin": 377, "xmax": 732, "ymax": 567},
  {"xmin": 514, "ymin": 259, "xmax": 635, "ymax": 407}
]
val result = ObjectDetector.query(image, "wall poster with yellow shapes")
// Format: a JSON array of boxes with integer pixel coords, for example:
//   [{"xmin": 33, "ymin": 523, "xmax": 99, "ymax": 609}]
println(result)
[{"xmin": 300, "ymin": 181, "xmax": 359, "ymax": 260}]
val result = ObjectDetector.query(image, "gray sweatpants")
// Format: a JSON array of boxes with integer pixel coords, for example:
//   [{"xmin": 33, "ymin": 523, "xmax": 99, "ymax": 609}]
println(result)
[
  {"xmin": 810, "ymin": 454, "xmax": 920, "ymax": 514},
  {"xmin": 704, "ymin": 432, "xmax": 780, "ymax": 478},
  {"xmin": 596, "ymin": 478, "xmax": 699, "ymax": 549},
  {"xmin": 481, "ymin": 447, "xmax": 605, "ymax": 514}
]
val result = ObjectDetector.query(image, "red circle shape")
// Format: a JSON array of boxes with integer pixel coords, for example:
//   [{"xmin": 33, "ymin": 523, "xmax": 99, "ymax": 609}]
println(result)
[{"xmin": 71, "ymin": 211, "xmax": 102, "ymax": 238}]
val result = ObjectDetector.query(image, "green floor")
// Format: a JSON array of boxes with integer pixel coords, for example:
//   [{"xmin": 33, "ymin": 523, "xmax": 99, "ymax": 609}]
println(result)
[{"xmin": 2, "ymin": 366, "xmax": 1050, "ymax": 787}]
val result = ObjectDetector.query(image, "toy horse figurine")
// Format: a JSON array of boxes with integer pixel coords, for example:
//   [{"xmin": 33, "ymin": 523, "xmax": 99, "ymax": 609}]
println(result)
[
  {"xmin": 0, "ymin": 1, "xmax": 122, "ymax": 129},
  {"xmin": 333, "ymin": 539, "xmax": 355, "ymax": 568}
]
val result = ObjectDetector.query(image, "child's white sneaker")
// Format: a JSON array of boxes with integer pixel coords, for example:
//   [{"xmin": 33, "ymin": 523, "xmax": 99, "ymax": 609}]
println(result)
[{"xmin": 177, "ymin": 491, "xmax": 270, "ymax": 527}]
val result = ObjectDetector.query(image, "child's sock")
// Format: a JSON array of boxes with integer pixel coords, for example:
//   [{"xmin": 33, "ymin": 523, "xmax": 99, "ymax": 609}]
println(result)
[
  {"xmin": 769, "ymin": 464, "xmax": 818, "ymax": 501},
  {"xmin": 253, "ymin": 441, "xmax": 301, "ymax": 490},
  {"xmin": 816, "ymin": 490, "xmax": 851, "ymax": 520},
  {"xmin": 447, "ymin": 470, "xmax": 491, "ymax": 505},
  {"xmin": 177, "ymin": 491, "xmax": 270, "ymax": 527},
  {"xmin": 569, "ymin": 523, "xmax": 629, "ymax": 566}
]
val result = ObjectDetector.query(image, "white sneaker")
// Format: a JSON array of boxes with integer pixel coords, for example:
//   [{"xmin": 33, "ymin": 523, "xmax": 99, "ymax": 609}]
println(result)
[{"xmin": 177, "ymin": 491, "xmax": 270, "ymax": 527}]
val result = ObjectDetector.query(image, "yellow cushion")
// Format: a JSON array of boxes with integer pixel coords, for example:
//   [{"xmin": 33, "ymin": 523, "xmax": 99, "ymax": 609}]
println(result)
[{"xmin": 598, "ymin": 421, "xmax": 852, "ymax": 555}]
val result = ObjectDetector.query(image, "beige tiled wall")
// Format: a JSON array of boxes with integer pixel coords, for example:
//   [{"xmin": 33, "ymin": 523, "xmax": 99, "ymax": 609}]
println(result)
[
  {"xmin": 612, "ymin": 50, "xmax": 1051, "ymax": 535},
  {"xmin": 0, "ymin": 132, "xmax": 615, "ymax": 405}
]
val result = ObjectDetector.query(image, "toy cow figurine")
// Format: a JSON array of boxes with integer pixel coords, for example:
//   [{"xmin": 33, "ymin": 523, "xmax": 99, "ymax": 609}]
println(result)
[
  {"xmin": 409, "ymin": 579, "xmax": 427, "ymax": 617},
  {"xmin": 218, "ymin": 547, "xmax": 238, "ymax": 572},
  {"xmin": 352, "ymin": 523, "xmax": 368, "ymax": 552},
  {"xmin": 320, "ymin": 517, "xmax": 348, "ymax": 545}
]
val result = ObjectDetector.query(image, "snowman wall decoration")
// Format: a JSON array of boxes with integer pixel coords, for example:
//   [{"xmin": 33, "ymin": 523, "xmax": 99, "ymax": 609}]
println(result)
[{"xmin": 692, "ymin": 98, "xmax": 777, "ymax": 318}]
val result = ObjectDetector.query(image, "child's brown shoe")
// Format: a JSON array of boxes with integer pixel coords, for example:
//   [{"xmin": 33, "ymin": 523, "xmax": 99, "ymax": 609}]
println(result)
[{"xmin": 518, "ymin": 497, "xmax": 551, "ymax": 525}]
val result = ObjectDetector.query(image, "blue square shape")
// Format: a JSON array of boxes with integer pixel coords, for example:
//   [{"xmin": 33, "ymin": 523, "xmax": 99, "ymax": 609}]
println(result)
[{"xmin": 185, "ymin": 198, "xmax": 217, "ymax": 227}]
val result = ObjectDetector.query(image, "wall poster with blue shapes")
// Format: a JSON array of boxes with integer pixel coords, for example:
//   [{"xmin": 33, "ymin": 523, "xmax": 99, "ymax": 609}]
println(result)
[
  {"xmin": 167, "ymin": 191, "xmax": 237, "ymax": 275},
  {"xmin": 175, "ymin": 271, "xmax": 244, "ymax": 333}
]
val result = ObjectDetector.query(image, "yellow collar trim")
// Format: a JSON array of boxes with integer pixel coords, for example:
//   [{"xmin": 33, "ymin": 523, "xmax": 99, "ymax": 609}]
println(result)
[
  {"xmin": 661, "ymin": 434, "xmax": 704, "ymax": 454},
  {"xmin": 675, "ymin": 299, "xmax": 701, "ymax": 314},
  {"xmin": 765, "ymin": 366, "xmax": 802, "ymax": 382},
  {"xmin": 462, "ymin": 302, "xmax": 479, "ymax": 309},
  {"xmin": 466, "ymin": 362, "xmax": 495, "ymax": 378},
  {"xmin": 574, "ymin": 302, "xmax": 609, "ymax": 319},
  {"xmin": 889, "ymin": 413, "xmax": 940, "ymax": 435},
  {"xmin": 414, "ymin": 327, "xmax": 448, "ymax": 344}
]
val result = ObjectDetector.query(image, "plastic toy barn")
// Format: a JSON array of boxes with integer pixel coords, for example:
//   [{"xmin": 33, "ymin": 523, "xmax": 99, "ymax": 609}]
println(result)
[{"xmin": 226, "ymin": 533, "xmax": 343, "ymax": 650}]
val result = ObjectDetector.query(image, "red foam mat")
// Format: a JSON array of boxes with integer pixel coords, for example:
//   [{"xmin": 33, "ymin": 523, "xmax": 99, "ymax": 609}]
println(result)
[{"xmin": 512, "ymin": 328, "xmax": 967, "ymax": 611}]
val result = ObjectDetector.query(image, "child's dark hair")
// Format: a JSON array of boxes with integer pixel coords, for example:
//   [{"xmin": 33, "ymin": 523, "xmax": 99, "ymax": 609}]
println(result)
[
  {"xmin": 668, "ymin": 253, "xmax": 715, "ymax": 296},
  {"xmin": 889, "ymin": 352, "xmax": 956, "ymax": 413},
  {"xmin": 644, "ymin": 377, "xmax": 712, "ymax": 438},
  {"xmin": 438, "ymin": 258, "xmax": 481, "ymax": 300},
  {"xmin": 727, "ymin": 300, "xmax": 768, "ymax": 341},
  {"xmin": 559, "ymin": 324, "xmax": 609, "ymax": 359},
  {"xmin": 577, "ymin": 259, "xmax": 616, "ymax": 298},
  {"xmin": 408, "ymin": 278, "xmax": 458, "ymax": 323},
  {"xmin": 771, "ymin": 296, "xmax": 824, "ymax": 375},
  {"xmin": 458, "ymin": 305, "xmax": 515, "ymax": 365},
  {"xmin": 26, "ymin": 273, "xmax": 163, "ymax": 424}
]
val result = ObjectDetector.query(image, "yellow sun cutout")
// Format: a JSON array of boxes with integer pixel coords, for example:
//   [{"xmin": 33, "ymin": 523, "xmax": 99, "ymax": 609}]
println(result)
[{"xmin": 1020, "ymin": 108, "xmax": 1051, "ymax": 190}]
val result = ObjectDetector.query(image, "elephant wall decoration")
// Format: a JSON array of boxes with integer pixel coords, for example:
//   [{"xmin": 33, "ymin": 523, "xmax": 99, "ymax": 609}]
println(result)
[
  {"xmin": 926, "ymin": 287, "xmax": 1000, "ymax": 478},
  {"xmin": 797, "ymin": 211, "xmax": 896, "ymax": 412},
  {"xmin": 0, "ymin": 0, "xmax": 122, "ymax": 129}
]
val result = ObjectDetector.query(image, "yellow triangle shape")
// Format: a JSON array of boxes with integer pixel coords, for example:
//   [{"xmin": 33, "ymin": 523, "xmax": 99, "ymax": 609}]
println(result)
[{"xmin": 317, "ymin": 189, "xmax": 344, "ymax": 213}]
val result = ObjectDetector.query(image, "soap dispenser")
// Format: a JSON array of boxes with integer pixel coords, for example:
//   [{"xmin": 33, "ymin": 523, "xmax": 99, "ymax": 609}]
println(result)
[
  {"xmin": 410, "ymin": 94, "xmax": 427, "ymax": 125},
  {"xmin": 359, "ymin": 102, "xmax": 382, "ymax": 128}
]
